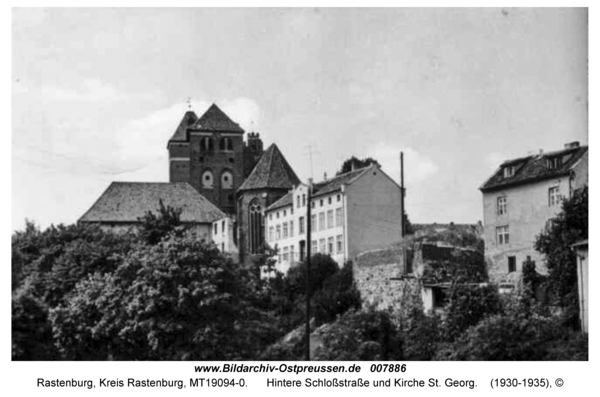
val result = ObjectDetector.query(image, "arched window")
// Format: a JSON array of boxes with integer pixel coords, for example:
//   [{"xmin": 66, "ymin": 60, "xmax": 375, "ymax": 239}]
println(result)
[
  {"xmin": 248, "ymin": 198, "xmax": 263, "ymax": 254},
  {"xmin": 221, "ymin": 171, "xmax": 233, "ymax": 189},
  {"xmin": 202, "ymin": 170, "xmax": 214, "ymax": 189}
]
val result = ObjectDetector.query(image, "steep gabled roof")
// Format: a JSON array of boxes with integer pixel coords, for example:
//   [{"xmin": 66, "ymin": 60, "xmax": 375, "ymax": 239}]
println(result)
[
  {"xmin": 192, "ymin": 103, "xmax": 244, "ymax": 133},
  {"xmin": 480, "ymin": 145, "xmax": 588, "ymax": 192},
  {"xmin": 79, "ymin": 182, "xmax": 224, "ymax": 224},
  {"xmin": 311, "ymin": 166, "xmax": 371, "ymax": 198},
  {"xmin": 168, "ymin": 110, "xmax": 198, "ymax": 143},
  {"xmin": 238, "ymin": 144, "xmax": 300, "ymax": 191},
  {"xmin": 267, "ymin": 191, "xmax": 294, "ymax": 211}
]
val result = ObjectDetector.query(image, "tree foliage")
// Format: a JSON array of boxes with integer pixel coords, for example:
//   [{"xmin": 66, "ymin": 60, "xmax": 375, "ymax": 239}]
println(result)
[
  {"xmin": 337, "ymin": 156, "xmax": 381, "ymax": 175},
  {"xmin": 535, "ymin": 186, "xmax": 588, "ymax": 328},
  {"xmin": 138, "ymin": 199, "xmax": 184, "ymax": 245}
]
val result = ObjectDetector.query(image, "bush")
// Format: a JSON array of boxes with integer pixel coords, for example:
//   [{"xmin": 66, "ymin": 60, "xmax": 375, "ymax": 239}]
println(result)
[
  {"xmin": 312, "ymin": 307, "xmax": 402, "ymax": 361},
  {"xmin": 447, "ymin": 314, "xmax": 587, "ymax": 360},
  {"xmin": 442, "ymin": 284, "xmax": 502, "ymax": 341},
  {"xmin": 312, "ymin": 261, "xmax": 361, "ymax": 325}
]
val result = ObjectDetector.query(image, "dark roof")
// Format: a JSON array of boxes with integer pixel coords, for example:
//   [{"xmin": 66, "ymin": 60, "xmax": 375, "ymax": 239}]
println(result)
[
  {"xmin": 79, "ymin": 182, "xmax": 224, "ymax": 224},
  {"xmin": 267, "ymin": 191, "xmax": 294, "ymax": 211},
  {"xmin": 480, "ymin": 145, "xmax": 588, "ymax": 192},
  {"xmin": 168, "ymin": 110, "xmax": 198, "ymax": 143},
  {"xmin": 311, "ymin": 166, "xmax": 370, "ymax": 198},
  {"xmin": 238, "ymin": 144, "xmax": 301, "ymax": 191},
  {"xmin": 192, "ymin": 103, "xmax": 244, "ymax": 133}
]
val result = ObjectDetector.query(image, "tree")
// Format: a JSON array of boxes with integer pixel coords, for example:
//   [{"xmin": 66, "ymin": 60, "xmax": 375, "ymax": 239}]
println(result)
[
  {"xmin": 138, "ymin": 200, "xmax": 183, "ymax": 245},
  {"xmin": 535, "ymin": 186, "xmax": 588, "ymax": 329},
  {"xmin": 337, "ymin": 156, "xmax": 380, "ymax": 175},
  {"xmin": 50, "ymin": 233, "xmax": 279, "ymax": 360}
]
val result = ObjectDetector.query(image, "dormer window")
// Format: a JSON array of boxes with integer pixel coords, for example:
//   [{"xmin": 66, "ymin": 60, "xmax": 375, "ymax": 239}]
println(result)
[
  {"xmin": 546, "ymin": 156, "xmax": 562, "ymax": 169},
  {"xmin": 503, "ymin": 166, "xmax": 515, "ymax": 178}
]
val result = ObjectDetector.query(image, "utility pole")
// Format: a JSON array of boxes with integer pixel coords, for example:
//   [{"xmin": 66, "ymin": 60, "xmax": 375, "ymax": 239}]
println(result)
[
  {"xmin": 305, "ymin": 178, "xmax": 313, "ymax": 361},
  {"xmin": 400, "ymin": 151, "xmax": 405, "ymax": 237}
]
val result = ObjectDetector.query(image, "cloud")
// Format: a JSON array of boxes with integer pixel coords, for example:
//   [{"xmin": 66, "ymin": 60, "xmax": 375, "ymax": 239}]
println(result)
[
  {"xmin": 219, "ymin": 97, "xmax": 261, "ymax": 131},
  {"xmin": 32, "ymin": 79, "xmax": 157, "ymax": 104},
  {"xmin": 366, "ymin": 142, "xmax": 439, "ymax": 185},
  {"xmin": 485, "ymin": 152, "xmax": 506, "ymax": 171}
]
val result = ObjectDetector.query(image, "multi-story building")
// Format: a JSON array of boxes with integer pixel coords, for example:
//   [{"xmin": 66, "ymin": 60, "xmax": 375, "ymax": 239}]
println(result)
[
  {"xmin": 263, "ymin": 163, "xmax": 404, "ymax": 275},
  {"xmin": 480, "ymin": 142, "xmax": 588, "ymax": 283}
]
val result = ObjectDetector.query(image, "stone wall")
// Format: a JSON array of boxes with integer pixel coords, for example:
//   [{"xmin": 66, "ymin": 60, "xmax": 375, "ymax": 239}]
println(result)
[{"xmin": 353, "ymin": 247, "xmax": 417, "ymax": 311}]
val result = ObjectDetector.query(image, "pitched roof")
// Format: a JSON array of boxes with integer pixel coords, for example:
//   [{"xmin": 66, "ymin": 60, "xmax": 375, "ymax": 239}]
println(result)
[
  {"xmin": 79, "ymin": 182, "xmax": 224, "ymax": 224},
  {"xmin": 480, "ymin": 145, "xmax": 588, "ymax": 192},
  {"xmin": 238, "ymin": 144, "xmax": 301, "ymax": 191},
  {"xmin": 311, "ymin": 166, "xmax": 370, "ymax": 198},
  {"xmin": 192, "ymin": 103, "xmax": 244, "ymax": 133},
  {"xmin": 267, "ymin": 191, "xmax": 294, "ymax": 211},
  {"xmin": 168, "ymin": 110, "xmax": 198, "ymax": 143}
]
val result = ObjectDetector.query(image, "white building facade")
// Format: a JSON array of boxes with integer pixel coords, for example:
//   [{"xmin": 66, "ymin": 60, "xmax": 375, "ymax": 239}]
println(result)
[{"xmin": 263, "ymin": 164, "xmax": 404, "ymax": 275}]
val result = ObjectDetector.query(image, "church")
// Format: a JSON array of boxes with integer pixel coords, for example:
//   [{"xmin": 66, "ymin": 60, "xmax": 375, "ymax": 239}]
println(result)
[{"xmin": 80, "ymin": 103, "xmax": 301, "ymax": 264}]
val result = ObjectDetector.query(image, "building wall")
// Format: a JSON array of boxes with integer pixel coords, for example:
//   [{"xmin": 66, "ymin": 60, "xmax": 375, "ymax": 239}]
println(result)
[
  {"xmin": 187, "ymin": 132, "xmax": 245, "ymax": 215},
  {"xmin": 483, "ymin": 179, "xmax": 572, "ymax": 282},
  {"xmin": 265, "ymin": 186, "xmax": 348, "ymax": 274},
  {"xmin": 211, "ymin": 216, "xmax": 238, "ymax": 262},
  {"xmin": 346, "ymin": 168, "xmax": 403, "ymax": 259},
  {"xmin": 96, "ymin": 222, "xmax": 211, "ymax": 240},
  {"xmin": 168, "ymin": 142, "xmax": 191, "ymax": 183},
  {"xmin": 237, "ymin": 189, "xmax": 288, "ymax": 265},
  {"xmin": 575, "ymin": 245, "xmax": 588, "ymax": 334}
]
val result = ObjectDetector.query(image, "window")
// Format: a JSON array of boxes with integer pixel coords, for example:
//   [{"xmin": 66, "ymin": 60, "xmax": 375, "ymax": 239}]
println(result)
[
  {"xmin": 214, "ymin": 223, "xmax": 218, "ymax": 235},
  {"xmin": 276, "ymin": 212, "xmax": 280, "ymax": 219},
  {"xmin": 311, "ymin": 214, "xmax": 316, "ymax": 231},
  {"xmin": 299, "ymin": 216, "xmax": 305, "ymax": 234},
  {"xmin": 548, "ymin": 186, "xmax": 560, "ymax": 207},
  {"xmin": 496, "ymin": 226, "xmax": 509, "ymax": 245},
  {"xmin": 248, "ymin": 199, "xmax": 263, "ymax": 254},
  {"xmin": 328, "ymin": 197, "xmax": 332, "ymax": 205},
  {"xmin": 201, "ymin": 137, "xmax": 214, "ymax": 151},
  {"xmin": 269, "ymin": 213, "xmax": 272, "ymax": 220},
  {"xmin": 328, "ymin": 237, "xmax": 334, "ymax": 254},
  {"xmin": 220, "ymin": 137, "xmax": 233, "ymax": 151},
  {"xmin": 337, "ymin": 194, "xmax": 341, "ymax": 202},
  {"xmin": 221, "ymin": 220, "xmax": 225, "ymax": 233},
  {"xmin": 319, "ymin": 238, "xmax": 326, "ymax": 253},
  {"xmin": 319, "ymin": 212, "xmax": 325, "ymax": 231},
  {"xmin": 503, "ymin": 166, "xmax": 515, "ymax": 178},
  {"xmin": 336, "ymin": 235, "xmax": 343, "ymax": 254},
  {"xmin": 276, "ymin": 225, "xmax": 281, "ymax": 241},
  {"xmin": 283, "ymin": 222, "xmax": 288, "ymax": 239},
  {"xmin": 320, "ymin": 199, "xmax": 323, "ymax": 207},
  {"xmin": 335, "ymin": 207, "xmax": 343, "ymax": 227},
  {"xmin": 269, "ymin": 226, "xmax": 274, "ymax": 242},
  {"xmin": 283, "ymin": 246, "xmax": 289, "ymax": 262},
  {"xmin": 289, "ymin": 220, "xmax": 294, "ymax": 237},
  {"xmin": 497, "ymin": 196, "xmax": 507, "ymax": 215},
  {"xmin": 311, "ymin": 201, "xmax": 315, "ymax": 209},
  {"xmin": 202, "ymin": 170, "xmax": 214, "ymax": 188},
  {"xmin": 311, "ymin": 240, "xmax": 318, "ymax": 254},
  {"xmin": 221, "ymin": 171, "xmax": 233, "ymax": 189},
  {"xmin": 297, "ymin": 196, "xmax": 301, "ymax": 208},
  {"xmin": 283, "ymin": 210, "xmax": 287, "ymax": 217},
  {"xmin": 546, "ymin": 156, "xmax": 562, "ymax": 169},
  {"xmin": 508, "ymin": 256, "xmax": 517, "ymax": 273},
  {"xmin": 302, "ymin": 194, "xmax": 306, "ymax": 207},
  {"xmin": 290, "ymin": 246, "xmax": 295, "ymax": 262},
  {"xmin": 327, "ymin": 210, "xmax": 334, "ymax": 229}
]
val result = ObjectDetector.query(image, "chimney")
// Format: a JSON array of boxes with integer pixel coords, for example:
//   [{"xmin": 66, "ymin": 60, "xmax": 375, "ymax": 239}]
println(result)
[{"xmin": 564, "ymin": 141, "xmax": 580, "ymax": 150}]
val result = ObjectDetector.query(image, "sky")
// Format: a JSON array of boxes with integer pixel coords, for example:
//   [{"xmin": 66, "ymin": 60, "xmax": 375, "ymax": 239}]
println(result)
[{"xmin": 11, "ymin": 8, "xmax": 588, "ymax": 231}]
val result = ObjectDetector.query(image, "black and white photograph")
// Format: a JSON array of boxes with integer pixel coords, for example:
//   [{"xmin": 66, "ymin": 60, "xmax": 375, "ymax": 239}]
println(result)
[{"xmin": 11, "ymin": 5, "xmax": 589, "ymax": 369}]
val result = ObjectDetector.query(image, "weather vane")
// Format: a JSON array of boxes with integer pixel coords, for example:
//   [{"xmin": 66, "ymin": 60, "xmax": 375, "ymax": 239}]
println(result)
[{"xmin": 186, "ymin": 97, "xmax": 192, "ymax": 110}]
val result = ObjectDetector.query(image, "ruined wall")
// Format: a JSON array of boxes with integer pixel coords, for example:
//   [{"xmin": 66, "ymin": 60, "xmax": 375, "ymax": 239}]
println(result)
[{"xmin": 353, "ymin": 247, "xmax": 417, "ymax": 311}]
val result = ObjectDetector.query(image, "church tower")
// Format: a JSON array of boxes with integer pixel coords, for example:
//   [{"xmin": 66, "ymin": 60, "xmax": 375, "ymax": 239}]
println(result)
[{"xmin": 167, "ymin": 103, "xmax": 263, "ymax": 215}]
